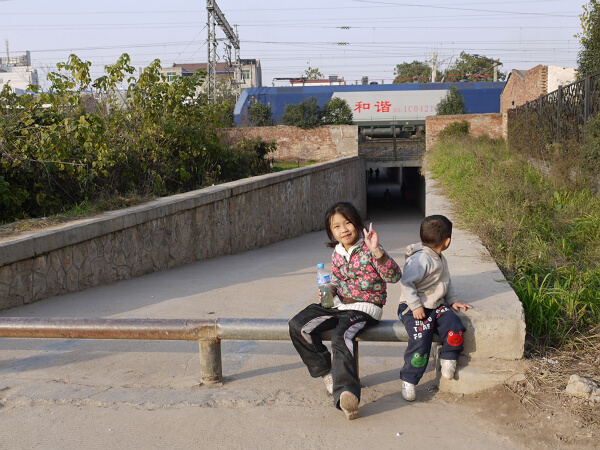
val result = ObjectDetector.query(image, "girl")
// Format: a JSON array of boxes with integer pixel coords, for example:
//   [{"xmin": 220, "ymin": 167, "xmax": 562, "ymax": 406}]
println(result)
[{"xmin": 288, "ymin": 202, "xmax": 401, "ymax": 420}]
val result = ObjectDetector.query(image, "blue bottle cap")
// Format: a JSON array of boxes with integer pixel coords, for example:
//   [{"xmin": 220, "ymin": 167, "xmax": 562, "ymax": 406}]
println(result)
[{"xmin": 317, "ymin": 263, "xmax": 324, "ymax": 268}]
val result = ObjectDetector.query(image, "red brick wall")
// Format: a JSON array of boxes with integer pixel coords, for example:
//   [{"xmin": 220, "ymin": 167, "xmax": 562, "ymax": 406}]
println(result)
[
  {"xmin": 500, "ymin": 65, "xmax": 548, "ymax": 115},
  {"xmin": 426, "ymin": 114, "xmax": 503, "ymax": 150},
  {"xmin": 221, "ymin": 125, "xmax": 358, "ymax": 162}
]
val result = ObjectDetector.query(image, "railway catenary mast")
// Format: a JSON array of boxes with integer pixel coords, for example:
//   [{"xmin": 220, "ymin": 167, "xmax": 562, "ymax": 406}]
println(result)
[{"xmin": 206, "ymin": 0, "xmax": 241, "ymax": 103}]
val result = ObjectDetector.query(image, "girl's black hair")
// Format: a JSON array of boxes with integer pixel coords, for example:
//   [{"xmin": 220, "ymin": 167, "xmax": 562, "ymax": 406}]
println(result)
[{"xmin": 324, "ymin": 202, "xmax": 365, "ymax": 248}]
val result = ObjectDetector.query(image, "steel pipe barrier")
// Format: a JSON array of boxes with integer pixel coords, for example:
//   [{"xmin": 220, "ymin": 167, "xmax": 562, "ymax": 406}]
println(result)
[{"xmin": 0, "ymin": 317, "xmax": 437, "ymax": 384}]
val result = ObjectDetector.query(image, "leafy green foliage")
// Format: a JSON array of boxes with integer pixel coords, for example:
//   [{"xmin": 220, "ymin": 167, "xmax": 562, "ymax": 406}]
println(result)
[
  {"xmin": 321, "ymin": 97, "xmax": 353, "ymax": 125},
  {"xmin": 444, "ymin": 52, "xmax": 505, "ymax": 82},
  {"xmin": 435, "ymin": 86, "xmax": 466, "ymax": 115},
  {"xmin": 577, "ymin": 1, "xmax": 600, "ymax": 76},
  {"xmin": 393, "ymin": 60, "xmax": 431, "ymax": 83},
  {"xmin": 247, "ymin": 101, "xmax": 274, "ymax": 126},
  {"xmin": 439, "ymin": 120, "xmax": 470, "ymax": 138},
  {"xmin": 281, "ymin": 97, "xmax": 321, "ymax": 128},
  {"xmin": 303, "ymin": 66, "xmax": 323, "ymax": 80},
  {"xmin": 0, "ymin": 53, "xmax": 274, "ymax": 223},
  {"xmin": 425, "ymin": 136, "xmax": 600, "ymax": 343}
]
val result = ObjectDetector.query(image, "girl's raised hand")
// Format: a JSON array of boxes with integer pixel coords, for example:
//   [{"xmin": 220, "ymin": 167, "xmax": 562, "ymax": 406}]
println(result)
[{"xmin": 363, "ymin": 223, "xmax": 383, "ymax": 258}]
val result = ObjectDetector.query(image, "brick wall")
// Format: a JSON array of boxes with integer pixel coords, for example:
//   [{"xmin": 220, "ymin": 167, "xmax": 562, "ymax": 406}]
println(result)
[
  {"xmin": 425, "ymin": 113, "xmax": 503, "ymax": 150},
  {"xmin": 500, "ymin": 65, "xmax": 548, "ymax": 116},
  {"xmin": 222, "ymin": 125, "xmax": 358, "ymax": 162}
]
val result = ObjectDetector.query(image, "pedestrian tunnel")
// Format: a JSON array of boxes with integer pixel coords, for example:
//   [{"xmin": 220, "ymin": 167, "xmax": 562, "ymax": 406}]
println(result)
[{"xmin": 365, "ymin": 166, "xmax": 425, "ymax": 216}]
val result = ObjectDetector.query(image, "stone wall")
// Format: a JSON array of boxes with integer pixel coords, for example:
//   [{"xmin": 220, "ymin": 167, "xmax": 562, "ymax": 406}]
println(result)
[
  {"xmin": 221, "ymin": 125, "xmax": 358, "ymax": 162},
  {"xmin": 0, "ymin": 157, "xmax": 366, "ymax": 311},
  {"xmin": 425, "ymin": 113, "xmax": 503, "ymax": 151}
]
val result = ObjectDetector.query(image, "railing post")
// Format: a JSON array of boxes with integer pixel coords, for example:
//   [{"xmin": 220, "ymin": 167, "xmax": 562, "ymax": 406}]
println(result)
[
  {"xmin": 199, "ymin": 338, "xmax": 223, "ymax": 384},
  {"xmin": 557, "ymin": 85, "xmax": 562, "ymax": 142},
  {"xmin": 585, "ymin": 72, "xmax": 591, "ymax": 124}
]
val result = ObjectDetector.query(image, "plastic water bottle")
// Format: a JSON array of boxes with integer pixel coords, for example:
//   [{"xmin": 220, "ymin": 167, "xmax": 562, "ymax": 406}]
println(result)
[{"xmin": 317, "ymin": 263, "xmax": 335, "ymax": 308}]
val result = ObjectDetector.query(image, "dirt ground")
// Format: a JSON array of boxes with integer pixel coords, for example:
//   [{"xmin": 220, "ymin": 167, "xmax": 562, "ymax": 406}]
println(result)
[{"xmin": 447, "ymin": 340, "xmax": 600, "ymax": 449}]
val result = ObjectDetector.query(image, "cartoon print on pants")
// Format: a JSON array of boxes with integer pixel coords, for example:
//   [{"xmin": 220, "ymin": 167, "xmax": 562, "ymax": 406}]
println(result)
[
  {"xmin": 411, "ymin": 352, "xmax": 428, "ymax": 368},
  {"xmin": 447, "ymin": 330, "xmax": 463, "ymax": 346}
]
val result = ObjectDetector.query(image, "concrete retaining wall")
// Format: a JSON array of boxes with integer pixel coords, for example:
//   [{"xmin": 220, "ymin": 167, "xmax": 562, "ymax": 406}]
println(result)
[
  {"xmin": 221, "ymin": 125, "xmax": 359, "ymax": 162},
  {"xmin": 0, "ymin": 157, "xmax": 366, "ymax": 311},
  {"xmin": 425, "ymin": 114, "xmax": 503, "ymax": 151}
]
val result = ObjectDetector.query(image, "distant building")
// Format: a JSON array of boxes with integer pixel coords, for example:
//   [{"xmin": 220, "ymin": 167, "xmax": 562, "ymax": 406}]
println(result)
[
  {"xmin": 500, "ymin": 65, "xmax": 577, "ymax": 115},
  {"xmin": 158, "ymin": 59, "xmax": 262, "ymax": 90},
  {"xmin": 0, "ymin": 51, "xmax": 39, "ymax": 94}
]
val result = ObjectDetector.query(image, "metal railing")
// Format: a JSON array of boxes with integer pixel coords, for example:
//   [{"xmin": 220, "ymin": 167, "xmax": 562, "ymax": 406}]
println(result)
[{"xmin": 0, "ymin": 317, "xmax": 420, "ymax": 384}]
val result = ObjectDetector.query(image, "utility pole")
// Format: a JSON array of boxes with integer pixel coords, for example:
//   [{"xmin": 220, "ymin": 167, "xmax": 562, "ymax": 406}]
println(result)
[
  {"xmin": 493, "ymin": 59, "xmax": 498, "ymax": 82},
  {"xmin": 206, "ymin": 0, "xmax": 241, "ymax": 103},
  {"xmin": 430, "ymin": 52, "xmax": 438, "ymax": 83}
]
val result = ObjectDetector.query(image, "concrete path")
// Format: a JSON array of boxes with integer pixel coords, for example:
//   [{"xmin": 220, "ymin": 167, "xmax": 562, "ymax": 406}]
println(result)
[{"xmin": 0, "ymin": 184, "xmax": 521, "ymax": 449}]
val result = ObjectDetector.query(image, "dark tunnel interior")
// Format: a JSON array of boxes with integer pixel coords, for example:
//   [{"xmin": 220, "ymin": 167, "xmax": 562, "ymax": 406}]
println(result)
[{"xmin": 365, "ymin": 166, "xmax": 425, "ymax": 217}]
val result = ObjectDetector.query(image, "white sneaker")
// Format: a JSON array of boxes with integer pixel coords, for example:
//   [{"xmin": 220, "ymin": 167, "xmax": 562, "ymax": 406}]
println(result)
[
  {"xmin": 340, "ymin": 391, "xmax": 360, "ymax": 420},
  {"xmin": 401, "ymin": 381, "xmax": 416, "ymax": 402},
  {"xmin": 441, "ymin": 359, "xmax": 457, "ymax": 380},
  {"xmin": 322, "ymin": 372, "xmax": 333, "ymax": 395}
]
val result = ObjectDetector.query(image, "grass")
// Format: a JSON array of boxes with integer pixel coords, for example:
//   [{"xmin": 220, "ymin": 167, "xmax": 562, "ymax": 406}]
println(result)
[
  {"xmin": 425, "ymin": 135, "xmax": 600, "ymax": 344},
  {"xmin": 271, "ymin": 160, "xmax": 318, "ymax": 172}
]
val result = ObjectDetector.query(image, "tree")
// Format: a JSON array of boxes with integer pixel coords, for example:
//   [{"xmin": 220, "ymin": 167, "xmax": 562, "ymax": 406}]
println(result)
[
  {"xmin": 303, "ymin": 66, "xmax": 323, "ymax": 80},
  {"xmin": 321, "ymin": 97, "xmax": 353, "ymax": 125},
  {"xmin": 393, "ymin": 60, "xmax": 431, "ymax": 84},
  {"xmin": 281, "ymin": 97, "xmax": 321, "ymax": 128},
  {"xmin": 247, "ymin": 101, "xmax": 274, "ymax": 126},
  {"xmin": 576, "ymin": 0, "xmax": 600, "ymax": 77},
  {"xmin": 436, "ymin": 86, "xmax": 466, "ymax": 115},
  {"xmin": 443, "ymin": 52, "xmax": 505, "ymax": 82}
]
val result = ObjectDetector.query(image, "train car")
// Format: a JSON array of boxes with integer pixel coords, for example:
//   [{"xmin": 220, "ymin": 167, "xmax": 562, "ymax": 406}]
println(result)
[{"xmin": 234, "ymin": 81, "xmax": 505, "ymax": 136}]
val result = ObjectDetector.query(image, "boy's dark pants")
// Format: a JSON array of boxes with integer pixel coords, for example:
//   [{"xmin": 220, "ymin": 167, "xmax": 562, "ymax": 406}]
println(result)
[
  {"xmin": 398, "ymin": 303, "xmax": 466, "ymax": 385},
  {"xmin": 288, "ymin": 303, "xmax": 377, "ymax": 408}
]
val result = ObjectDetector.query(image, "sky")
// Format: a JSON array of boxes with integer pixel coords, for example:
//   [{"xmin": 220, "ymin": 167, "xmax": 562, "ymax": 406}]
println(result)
[{"xmin": 0, "ymin": 0, "xmax": 585, "ymax": 89}]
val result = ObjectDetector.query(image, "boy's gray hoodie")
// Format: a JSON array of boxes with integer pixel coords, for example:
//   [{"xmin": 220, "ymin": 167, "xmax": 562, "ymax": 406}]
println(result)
[{"xmin": 399, "ymin": 243, "xmax": 457, "ymax": 314}]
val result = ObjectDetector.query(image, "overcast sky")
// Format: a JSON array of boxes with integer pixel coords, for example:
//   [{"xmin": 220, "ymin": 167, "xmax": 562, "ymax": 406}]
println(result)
[{"xmin": 1, "ymin": 0, "xmax": 584, "ymax": 88}]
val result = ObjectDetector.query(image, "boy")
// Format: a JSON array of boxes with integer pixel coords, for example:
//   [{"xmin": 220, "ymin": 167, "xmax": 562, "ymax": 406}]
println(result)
[{"xmin": 397, "ymin": 215, "xmax": 472, "ymax": 401}]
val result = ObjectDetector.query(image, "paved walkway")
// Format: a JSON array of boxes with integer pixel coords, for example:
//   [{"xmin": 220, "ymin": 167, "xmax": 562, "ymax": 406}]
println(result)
[{"xmin": 0, "ymin": 184, "xmax": 520, "ymax": 449}]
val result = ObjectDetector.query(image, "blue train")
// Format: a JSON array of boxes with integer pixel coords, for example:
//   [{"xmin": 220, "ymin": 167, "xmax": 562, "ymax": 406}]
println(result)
[{"xmin": 234, "ymin": 81, "xmax": 505, "ymax": 135}]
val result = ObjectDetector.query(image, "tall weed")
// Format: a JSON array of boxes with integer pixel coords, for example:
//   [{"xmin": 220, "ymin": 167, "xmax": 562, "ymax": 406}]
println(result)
[{"xmin": 425, "ymin": 136, "xmax": 600, "ymax": 343}]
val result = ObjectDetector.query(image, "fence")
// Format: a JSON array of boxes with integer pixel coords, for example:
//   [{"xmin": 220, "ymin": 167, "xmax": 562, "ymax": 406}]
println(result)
[{"xmin": 507, "ymin": 71, "xmax": 600, "ymax": 146}]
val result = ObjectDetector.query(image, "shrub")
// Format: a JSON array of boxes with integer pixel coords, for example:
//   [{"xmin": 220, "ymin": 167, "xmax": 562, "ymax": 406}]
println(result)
[
  {"xmin": 439, "ymin": 120, "xmax": 470, "ymax": 138},
  {"xmin": 247, "ymin": 101, "xmax": 273, "ymax": 127},
  {"xmin": 282, "ymin": 97, "xmax": 321, "ymax": 128},
  {"xmin": 321, "ymin": 97, "xmax": 353, "ymax": 125},
  {"xmin": 436, "ymin": 85, "xmax": 466, "ymax": 115}
]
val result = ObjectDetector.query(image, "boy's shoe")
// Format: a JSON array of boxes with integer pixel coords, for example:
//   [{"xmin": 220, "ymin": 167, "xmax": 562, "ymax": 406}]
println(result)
[
  {"xmin": 339, "ymin": 391, "xmax": 360, "ymax": 420},
  {"xmin": 401, "ymin": 381, "xmax": 416, "ymax": 402},
  {"xmin": 322, "ymin": 372, "xmax": 333, "ymax": 395},
  {"xmin": 441, "ymin": 359, "xmax": 458, "ymax": 380}
]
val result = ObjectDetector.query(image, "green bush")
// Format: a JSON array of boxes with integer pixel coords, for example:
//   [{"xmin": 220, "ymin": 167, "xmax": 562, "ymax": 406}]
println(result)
[
  {"xmin": 0, "ymin": 53, "xmax": 274, "ymax": 223},
  {"xmin": 282, "ymin": 97, "xmax": 321, "ymax": 128},
  {"xmin": 436, "ymin": 85, "xmax": 466, "ymax": 115},
  {"xmin": 247, "ymin": 101, "xmax": 274, "ymax": 127},
  {"xmin": 321, "ymin": 97, "xmax": 353, "ymax": 125},
  {"xmin": 439, "ymin": 120, "xmax": 470, "ymax": 138}
]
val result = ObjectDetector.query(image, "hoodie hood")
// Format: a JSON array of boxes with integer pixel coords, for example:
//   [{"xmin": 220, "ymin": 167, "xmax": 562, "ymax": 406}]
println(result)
[{"xmin": 405, "ymin": 243, "xmax": 440, "ymax": 260}]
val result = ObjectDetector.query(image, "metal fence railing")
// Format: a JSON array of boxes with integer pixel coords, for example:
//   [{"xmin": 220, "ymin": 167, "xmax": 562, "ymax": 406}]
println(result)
[{"xmin": 507, "ymin": 71, "xmax": 600, "ymax": 145}]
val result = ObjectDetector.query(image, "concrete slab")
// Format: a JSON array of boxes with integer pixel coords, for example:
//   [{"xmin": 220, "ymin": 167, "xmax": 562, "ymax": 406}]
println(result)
[{"xmin": 0, "ymin": 177, "xmax": 528, "ymax": 447}]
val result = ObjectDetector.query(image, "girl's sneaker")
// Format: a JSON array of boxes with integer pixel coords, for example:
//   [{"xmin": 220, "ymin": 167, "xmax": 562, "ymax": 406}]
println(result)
[
  {"xmin": 441, "ymin": 359, "xmax": 457, "ymax": 380},
  {"xmin": 401, "ymin": 381, "xmax": 416, "ymax": 402},
  {"xmin": 322, "ymin": 372, "xmax": 333, "ymax": 395},
  {"xmin": 340, "ymin": 391, "xmax": 360, "ymax": 420}
]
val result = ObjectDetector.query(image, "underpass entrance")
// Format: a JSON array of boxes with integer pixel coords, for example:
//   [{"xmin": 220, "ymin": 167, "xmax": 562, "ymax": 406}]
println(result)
[{"xmin": 365, "ymin": 166, "xmax": 425, "ymax": 217}]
